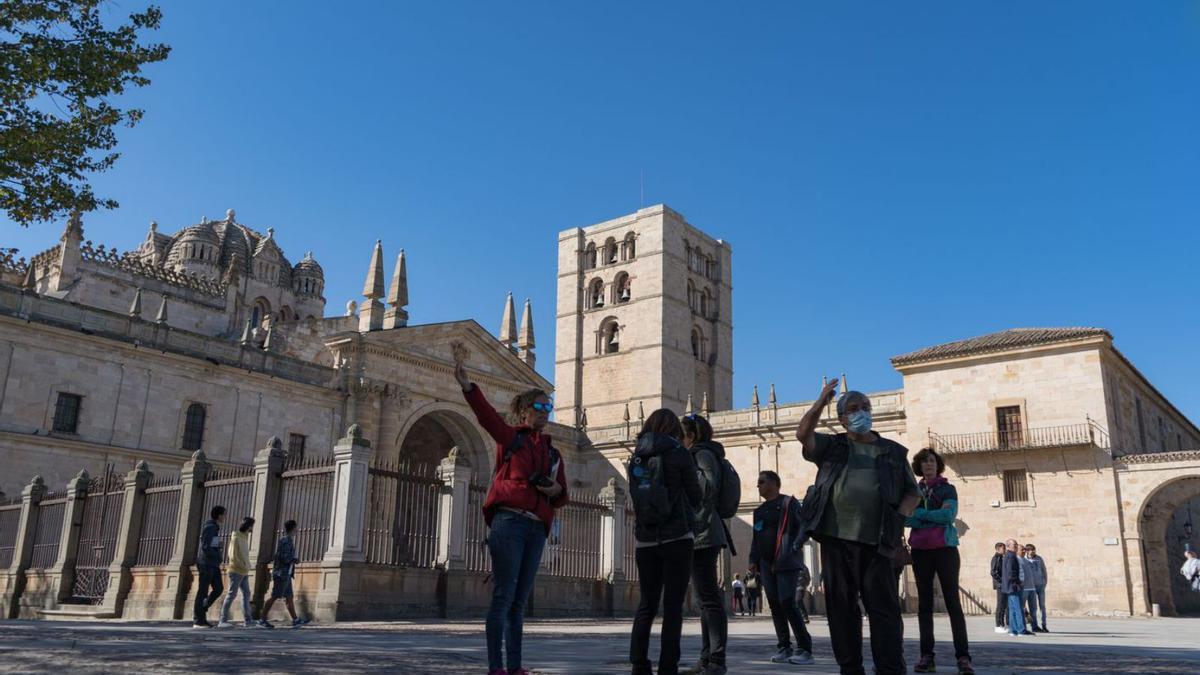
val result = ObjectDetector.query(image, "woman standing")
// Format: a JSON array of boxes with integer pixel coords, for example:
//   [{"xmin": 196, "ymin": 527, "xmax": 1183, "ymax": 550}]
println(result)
[
  {"xmin": 455, "ymin": 354, "xmax": 569, "ymax": 675},
  {"xmin": 745, "ymin": 570, "xmax": 762, "ymax": 616},
  {"xmin": 629, "ymin": 409, "xmax": 702, "ymax": 675},
  {"xmin": 906, "ymin": 448, "xmax": 974, "ymax": 675},
  {"xmin": 680, "ymin": 413, "xmax": 729, "ymax": 675}
]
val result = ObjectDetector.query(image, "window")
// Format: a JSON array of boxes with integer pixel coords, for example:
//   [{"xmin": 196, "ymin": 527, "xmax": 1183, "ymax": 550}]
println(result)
[
  {"xmin": 583, "ymin": 243, "xmax": 597, "ymax": 270},
  {"xmin": 251, "ymin": 297, "xmax": 271, "ymax": 329},
  {"xmin": 996, "ymin": 405, "xmax": 1023, "ymax": 449},
  {"xmin": 603, "ymin": 237, "xmax": 618, "ymax": 265},
  {"xmin": 614, "ymin": 273, "xmax": 631, "ymax": 303},
  {"xmin": 600, "ymin": 319, "xmax": 620, "ymax": 354},
  {"xmin": 687, "ymin": 280, "xmax": 696, "ymax": 312},
  {"xmin": 691, "ymin": 329, "xmax": 701, "ymax": 359},
  {"xmin": 182, "ymin": 403, "xmax": 207, "ymax": 451},
  {"xmin": 1003, "ymin": 469, "xmax": 1029, "ymax": 503},
  {"xmin": 1158, "ymin": 417, "xmax": 1167, "ymax": 453},
  {"xmin": 587, "ymin": 278, "xmax": 605, "ymax": 309},
  {"xmin": 621, "ymin": 233, "xmax": 636, "ymax": 261},
  {"xmin": 1136, "ymin": 398, "xmax": 1146, "ymax": 450},
  {"xmin": 52, "ymin": 393, "xmax": 82, "ymax": 434},
  {"xmin": 288, "ymin": 433, "xmax": 307, "ymax": 461}
]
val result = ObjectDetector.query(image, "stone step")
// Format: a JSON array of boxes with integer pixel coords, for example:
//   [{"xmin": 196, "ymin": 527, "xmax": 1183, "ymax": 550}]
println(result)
[{"xmin": 39, "ymin": 607, "xmax": 117, "ymax": 621}]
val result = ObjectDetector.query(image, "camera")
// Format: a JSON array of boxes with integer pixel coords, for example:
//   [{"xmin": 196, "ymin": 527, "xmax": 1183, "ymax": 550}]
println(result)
[{"xmin": 528, "ymin": 472, "xmax": 554, "ymax": 489}]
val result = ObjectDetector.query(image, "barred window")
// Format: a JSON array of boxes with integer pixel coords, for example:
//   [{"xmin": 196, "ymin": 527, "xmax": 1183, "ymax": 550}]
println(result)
[
  {"xmin": 288, "ymin": 433, "xmax": 307, "ymax": 461},
  {"xmin": 181, "ymin": 403, "xmax": 206, "ymax": 451},
  {"xmin": 1003, "ymin": 469, "xmax": 1029, "ymax": 503},
  {"xmin": 52, "ymin": 393, "xmax": 82, "ymax": 434}
]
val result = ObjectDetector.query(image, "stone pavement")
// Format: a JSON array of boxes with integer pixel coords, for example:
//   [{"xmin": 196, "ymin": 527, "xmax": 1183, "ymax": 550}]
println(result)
[{"xmin": 1, "ymin": 614, "xmax": 1198, "ymax": 674}]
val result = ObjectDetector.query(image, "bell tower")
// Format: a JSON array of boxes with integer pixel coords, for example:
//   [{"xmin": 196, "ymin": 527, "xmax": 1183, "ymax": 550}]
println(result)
[{"xmin": 554, "ymin": 204, "xmax": 733, "ymax": 430}]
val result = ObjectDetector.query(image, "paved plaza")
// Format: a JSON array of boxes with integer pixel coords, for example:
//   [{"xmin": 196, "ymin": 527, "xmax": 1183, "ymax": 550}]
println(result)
[{"xmin": 1, "ymin": 614, "xmax": 1197, "ymax": 674}]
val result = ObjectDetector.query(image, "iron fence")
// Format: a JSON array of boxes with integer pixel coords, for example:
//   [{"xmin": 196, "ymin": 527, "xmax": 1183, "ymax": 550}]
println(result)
[
  {"xmin": 70, "ymin": 469, "xmax": 125, "ymax": 603},
  {"xmin": 464, "ymin": 480, "xmax": 492, "ymax": 573},
  {"xmin": 622, "ymin": 504, "xmax": 639, "ymax": 582},
  {"xmin": 29, "ymin": 493, "xmax": 67, "ymax": 569},
  {"xmin": 0, "ymin": 499, "xmax": 22, "ymax": 569},
  {"xmin": 929, "ymin": 423, "xmax": 1095, "ymax": 454},
  {"xmin": 200, "ymin": 465, "xmax": 255, "ymax": 557},
  {"xmin": 134, "ymin": 473, "xmax": 182, "ymax": 567},
  {"xmin": 276, "ymin": 454, "xmax": 335, "ymax": 562},
  {"xmin": 365, "ymin": 461, "xmax": 441, "ymax": 567},
  {"xmin": 543, "ymin": 493, "xmax": 605, "ymax": 579}
]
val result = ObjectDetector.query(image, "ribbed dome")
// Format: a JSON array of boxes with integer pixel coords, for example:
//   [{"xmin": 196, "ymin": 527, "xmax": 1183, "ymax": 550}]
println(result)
[
  {"xmin": 165, "ymin": 221, "xmax": 220, "ymax": 266},
  {"xmin": 293, "ymin": 252, "xmax": 324, "ymax": 278}
]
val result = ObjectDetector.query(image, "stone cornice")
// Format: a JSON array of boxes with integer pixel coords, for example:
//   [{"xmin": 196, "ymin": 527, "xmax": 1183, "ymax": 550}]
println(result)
[{"xmin": 1116, "ymin": 449, "xmax": 1200, "ymax": 465}]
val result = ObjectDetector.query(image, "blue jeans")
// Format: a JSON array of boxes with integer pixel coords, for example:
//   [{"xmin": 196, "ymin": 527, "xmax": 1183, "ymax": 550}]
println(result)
[
  {"xmin": 1035, "ymin": 586, "xmax": 1047, "ymax": 627},
  {"xmin": 221, "ymin": 572, "xmax": 252, "ymax": 623},
  {"xmin": 486, "ymin": 511, "xmax": 546, "ymax": 672},
  {"xmin": 1007, "ymin": 592, "xmax": 1027, "ymax": 635}
]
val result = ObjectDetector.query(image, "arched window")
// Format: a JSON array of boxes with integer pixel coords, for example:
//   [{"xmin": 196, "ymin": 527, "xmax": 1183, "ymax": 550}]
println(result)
[
  {"xmin": 691, "ymin": 328, "xmax": 701, "ymax": 359},
  {"xmin": 621, "ymin": 233, "xmax": 636, "ymax": 261},
  {"xmin": 251, "ymin": 297, "xmax": 271, "ymax": 328},
  {"xmin": 600, "ymin": 319, "xmax": 620, "ymax": 354},
  {"xmin": 687, "ymin": 280, "xmax": 696, "ymax": 312},
  {"xmin": 603, "ymin": 237, "xmax": 618, "ymax": 265},
  {"xmin": 614, "ymin": 272, "xmax": 631, "ymax": 304},
  {"xmin": 181, "ymin": 403, "xmax": 206, "ymax": 451},
  {"xmin": 584, "ymin": 243, "xmax": 597, "ymax": 270},
  {"xmin": 700, "ymin": 288, "xmax": 711, "ymax": 318},
  {"xmin": 587, "ymin": 278, "xmax": 605, "ymax": 309}
]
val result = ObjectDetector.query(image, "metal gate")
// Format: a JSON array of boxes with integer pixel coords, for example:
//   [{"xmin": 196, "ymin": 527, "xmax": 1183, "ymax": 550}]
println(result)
[{"xmin": 70, "ymin": 469, "xmax": 125, "ymax": 603}]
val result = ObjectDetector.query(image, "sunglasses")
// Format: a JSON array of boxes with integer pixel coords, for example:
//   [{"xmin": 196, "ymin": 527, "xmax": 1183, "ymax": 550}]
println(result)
[{"xmin": 531, "ymin": 402, "xmax": 554, "ymax": 413}]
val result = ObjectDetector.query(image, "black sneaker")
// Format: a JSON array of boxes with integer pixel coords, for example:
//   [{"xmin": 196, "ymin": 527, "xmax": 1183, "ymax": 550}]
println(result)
[{"xmin": 257, "ymin": 619, "xmax": 275, "ymax": 629}]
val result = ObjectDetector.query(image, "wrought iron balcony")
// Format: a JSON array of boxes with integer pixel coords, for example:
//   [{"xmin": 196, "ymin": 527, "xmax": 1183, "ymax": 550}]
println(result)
[{"xmin": 929, "ymin": 422, "xmax": 1106, "ymax": 455}]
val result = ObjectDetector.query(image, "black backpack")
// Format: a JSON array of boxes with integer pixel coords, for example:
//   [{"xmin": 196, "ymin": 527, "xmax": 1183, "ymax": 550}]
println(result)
[
  {"xmin": 629, "ymin": 448, "xmax": 673, "ymax": 533},
  {"xmin": 713, "ymin": 454, "xmax": 741, "ymax": 520}
]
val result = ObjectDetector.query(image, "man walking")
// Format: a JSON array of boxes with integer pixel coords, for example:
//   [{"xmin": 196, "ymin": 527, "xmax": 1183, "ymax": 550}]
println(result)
[
  {"xmin": 192, "ymin": 505, "xmax": 226, "ymax": 628},
  {"xmin": 1001, "ymin": 539, "xmax": 1032, "ymax": 637},
  {"xmin": 1023, "ymin": 544, "xmax": 1049, "ymax": 632},
  {"xmin": 990, "ymin": 542, "xmax": 1007, "ymax": 634},
  {"xmin": 258, "ymin": 519, "xmax": 307, "ymax": 628},
  {"xmin": 749, "ymin": 471, "xmax": 814, "ymax": 666},
  {"xmin": 795, "ymin": 381, "xmax": 920, "ymax": 675}
]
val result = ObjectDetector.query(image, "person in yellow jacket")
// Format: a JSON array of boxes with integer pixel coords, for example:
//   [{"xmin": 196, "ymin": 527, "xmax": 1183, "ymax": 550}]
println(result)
[{"xmin": 218, "ymin": 517, "xmax": 255, "ymax": 628}]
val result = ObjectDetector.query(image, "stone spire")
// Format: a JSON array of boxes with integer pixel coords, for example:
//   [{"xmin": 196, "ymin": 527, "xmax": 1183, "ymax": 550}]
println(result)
[
  {"xmin": 638, "ymin": 401, "xmax": 645, "ymax": 424},
  {"xmin": 769, "ymin": 383, "xmax": 777, "ymax": 406},
  {"xmin": 21, "ymin": 263, "xmax": 36, "ymax": 291},
  {"xmin": 384, "ymin": 249, "xmax": 409, "ymax": 329},
  {"xmin": 752, "ymin": 384, "xmax": 760, "ymax": 407},
  {"xmin": 701, "ymin": 391, "xmax": 710, "ymax": 415},
  {"xmin": 54, "ymin": 210, "xmax": 83, "ymax": 292},
  {"xmin": 358, "ymin": 240, "xmax": 385, "ymax": 332},
  {"xmin": 155, "ymin": 296, "xmax": 168, "ymax": 324},
  {"xmin": 129, "ymin": 288, "xmax": 143, "ymax": 317},
  {"xmin": 685, "ymin": 393, "xmax": 694, "ymax": 414},
  {"xmin": 499, "ymin": 292, "xmax": 517, "ymax": 351},
  {"xmin": 517, "ymin": 298, "xmax": 535, "ymax": 368},
  {"xmin": 239, "ymin": 319, "xmax": 253, "ymax": 346}
]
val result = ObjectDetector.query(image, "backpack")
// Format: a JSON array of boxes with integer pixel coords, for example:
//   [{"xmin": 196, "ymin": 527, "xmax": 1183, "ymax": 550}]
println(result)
[
  {"xmin": 713, "ymin": 454, "xmax": 741, "ymax": 520},
  {"xmin": 629, "ymin": 448, "xmax": 673, "ymax": 533}
]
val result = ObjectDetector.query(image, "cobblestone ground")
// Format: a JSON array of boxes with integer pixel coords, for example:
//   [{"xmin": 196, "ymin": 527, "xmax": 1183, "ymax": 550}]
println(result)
[{"xmin": 1, "ymin": 615, "xmax": 1197, "ymax": 674}]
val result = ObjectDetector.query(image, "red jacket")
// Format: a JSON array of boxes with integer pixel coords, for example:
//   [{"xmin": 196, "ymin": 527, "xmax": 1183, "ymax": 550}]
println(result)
[{"xmin": 463, "ymin": 384, "xmax": 569, "ymax": 533}]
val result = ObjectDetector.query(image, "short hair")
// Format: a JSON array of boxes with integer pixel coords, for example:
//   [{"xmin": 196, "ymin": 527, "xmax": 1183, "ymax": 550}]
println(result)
[
  {"xmin": 681, "ymin": 413, "xmax": 714, "ymax": 443},
  {"xmin": 836, "ymin": 390, "xmax": 871, "ymax": 416},
  {"xmin": 758, "ymin": 470, "xmax": 781, "ymax": 487},
  {"xmin": 238, "ymin": 517, "xmax": 255, "ymax": 533},
  {"xmin": 1025, "ymin": 543, "xmax": 1036, "ymax": 551},
  {"xmin": 284, "ymin": 519, "xmax": 297, "ymax": 533},
  {"xmin": 211, "ymin": 505, "xmax": 226, "ymax": 520},
  {"xmin": 994, "ymin": 542, "xmax": 1006, "ymax": 549},
  {"xmin": 641, "ymin": 408, "xmax": 683, "ymax": 439},
  {"xmin": 911, "ymin": 447, "xmax": 945, "ymax": 476}
]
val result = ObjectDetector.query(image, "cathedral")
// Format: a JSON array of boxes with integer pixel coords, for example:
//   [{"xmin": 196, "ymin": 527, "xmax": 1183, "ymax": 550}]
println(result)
[{"xmin": 1, "ymin": 204, "xmax": 1198, "ymax": 621}]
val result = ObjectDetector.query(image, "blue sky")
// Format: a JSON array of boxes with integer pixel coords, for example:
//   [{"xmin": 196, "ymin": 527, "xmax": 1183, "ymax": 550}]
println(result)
[{"xmin": 6, "ymin": 2, "xmax": 1199, "ymax": 421}]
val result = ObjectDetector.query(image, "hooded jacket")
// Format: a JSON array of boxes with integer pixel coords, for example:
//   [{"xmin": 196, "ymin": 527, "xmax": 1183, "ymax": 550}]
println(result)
[
  {"xmin": 631, "ymin": 432, "xmax": 703, "ymax": 544},
  {"xmin": 226, "ymin": 529, "xmax": 251, "ymax": 576},
  {"xmin": 196, "ymin": 519, "xmax": 222, "ymax": 569},
  {"xmin": 690, "ymin": 439, "xmax": 729, "ymax": 550}
]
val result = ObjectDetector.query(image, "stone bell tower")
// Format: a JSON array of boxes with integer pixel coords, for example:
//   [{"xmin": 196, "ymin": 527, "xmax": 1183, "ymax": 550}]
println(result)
[{"xmin": 554, "ymin": 204, "xmax": 733, "ymax": 430}]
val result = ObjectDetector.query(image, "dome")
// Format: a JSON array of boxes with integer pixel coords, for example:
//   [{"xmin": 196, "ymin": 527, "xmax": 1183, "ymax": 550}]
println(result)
[
  {"xmin": 293, "ymin": 252, "xmax": 324, "ymax": 279},
  {"xmin": 165, "ymin": 221, "xmax": 220, "ymax": 267}
]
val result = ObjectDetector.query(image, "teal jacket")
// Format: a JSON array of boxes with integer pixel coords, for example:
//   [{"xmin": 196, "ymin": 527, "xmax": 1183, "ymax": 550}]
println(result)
[{"xmin": 905, "ymin": 477, "xmax": 959, "ymax": 549}]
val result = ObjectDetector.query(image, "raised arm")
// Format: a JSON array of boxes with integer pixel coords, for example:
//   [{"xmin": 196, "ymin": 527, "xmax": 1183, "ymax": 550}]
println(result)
[
  {"xmin": 798, "ymin": 379, "xmax": 840, "ymax": 461},
  {"xmin": 456, "ymin": 354, "xmax": 516, "ymax": 450}
]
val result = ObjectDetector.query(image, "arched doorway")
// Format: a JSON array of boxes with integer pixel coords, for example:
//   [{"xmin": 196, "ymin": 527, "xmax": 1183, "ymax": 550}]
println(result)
[
  {"xmin": 393, "ymin": 404, "xmax": 490, "ymax": 477},
  {"xmin": 1138, "ymin": 476, "xmax": 1200, "ymax": 616}
]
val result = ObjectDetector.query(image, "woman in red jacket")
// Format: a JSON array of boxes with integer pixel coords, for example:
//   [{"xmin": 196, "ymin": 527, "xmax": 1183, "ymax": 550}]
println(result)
[{"xmin": 455, "ymin": 355, "xmax": 569, "ymax": 675}]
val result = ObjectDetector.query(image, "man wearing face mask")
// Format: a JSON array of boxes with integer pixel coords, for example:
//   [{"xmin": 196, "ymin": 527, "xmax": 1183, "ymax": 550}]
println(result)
[{"xmin": 794, "ymin": 381, "xmax": 920, "ymax": 675}]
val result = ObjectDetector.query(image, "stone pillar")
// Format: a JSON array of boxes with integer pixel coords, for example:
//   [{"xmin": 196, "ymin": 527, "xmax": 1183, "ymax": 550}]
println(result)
[
  {"xmin": 169, "ymin": 450, "xmax": 209, "ymax": 620},
  {"xmin": 248, "ymin": 436, "xmax": 287, "ymax": 610},
  {"xmin": 47, "ymin": 470, "xmax": 90, "ymax": 605},
  {"xmin": 2, "ymin": 476, "xmax": 46, "ymax": 618},
  {"xmin": 435, "ymin": 448, "xmax": 473, "ymax": 569},
  {"xmin": 323, "ymin": 425, "xmax": 374, "ymax": 564},
  {"xmin": 599, "ymin": 478, "xmax": 626, "ymax": 582},
  {"xmin": 99, "ymin": 461, "xmax": 151, "ymax": 616}
]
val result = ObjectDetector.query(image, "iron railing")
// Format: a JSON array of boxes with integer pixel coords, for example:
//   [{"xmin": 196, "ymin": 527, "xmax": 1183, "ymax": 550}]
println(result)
[
  {"xmin": 364, "ymin": 461, "xmax": 441, "ymax": 567},
  {"xmin": 463, "ymin": 481, "xmax": 492, "ymax": 573},
  {"xmin": 622, "ymin": 504, "xmax": 639, "ymax": 582},
  {"xmin": 0, "ymin": 499, "xmax": 22, "ymax": 569},
  {"xmin": 199, "ymin": 465, "xmax": 255, "ymax": 557},
  {"xmin": 276, "ymin": 454, "xmax": 335, "ymax": 562},
  {"xmin": 134, "ymin": 475, "xmax": 181, "ymax": 567},
  {"xmin": 929, "ymin": 422, "xmax": 1099, "ymax": 454},
  {"xmin": 70, "ymin": 470, "xmax": 125, "ymax": 603},
  {"xmin": 543, "ymin": 494, "xmax": 605, "ymax": 580},
  {"xmin": 29, "ymin": 493, "xmax": 67, "ymax": 569}
]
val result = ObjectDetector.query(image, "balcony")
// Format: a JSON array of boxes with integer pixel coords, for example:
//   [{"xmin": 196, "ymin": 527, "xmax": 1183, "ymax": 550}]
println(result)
[{"xmin": 929, "ymin": 422, "xmax": 1107, "ymax": 455}]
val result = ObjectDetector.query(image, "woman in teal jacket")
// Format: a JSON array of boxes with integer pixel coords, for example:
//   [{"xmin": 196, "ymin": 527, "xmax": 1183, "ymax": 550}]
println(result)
[{"xmin": 906, "ymin": 448, "xmax": 973, "ymax": 675}]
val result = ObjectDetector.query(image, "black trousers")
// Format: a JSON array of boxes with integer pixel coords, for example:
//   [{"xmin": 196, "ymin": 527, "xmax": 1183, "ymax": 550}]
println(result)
[
  {"xmin": 691, "ymin": 546, "xmax": 727, "ymax": 667},
  {"xmin": 995, "ymin": 589, "xmax": 1008, "ymax": 627},
  {"xmin": 821, "ymin": 538, "xmax": 906, "ymax": 675},
  {"xmin": 762, "ymin": 566, "xmax": 813, "ymax": 653},
  {"xmin": 630, "ymin": 539, "xmax": 694, "ymax": 675},
  {"xmin": 747, "ymin": 591, "xmax": 760, "ymax": 615},
  {"xmin": 193, "ymin": 565, "xmax": 224, "ymax": 623},
  {"xmin": 912, "ymin": 547, "xmax": 971, "ymax": 659}
]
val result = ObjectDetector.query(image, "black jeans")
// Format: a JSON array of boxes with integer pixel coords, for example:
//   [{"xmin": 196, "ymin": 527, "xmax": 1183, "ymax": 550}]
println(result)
[
  {"xmin": 821, "ymin": 538, "xmax": 906, "ymax": 675},
  {"xmin": 747, "ymin": 591, "xmax": 760, "ymax": 615},
  {"xmin": 995, "ymin": 589, "xmax": 1008, "ymax": 627},
  {"xmin": 761, "ymin": 566, "xmax": 813, "ymax": 654},
  {"xmin": 691, "ymin": 546, "xmax": 727, "ymax": 667},
  {"xmin": 912, "ymin": 547, "xmax": 971, "ymax": 659},
  {"xmin": 193, "ymin": 564, "xmax": 224, "ymax": 623},
  {"xmin": 630, "ymin": 539, "xmax": 694, "ymax": 675}
]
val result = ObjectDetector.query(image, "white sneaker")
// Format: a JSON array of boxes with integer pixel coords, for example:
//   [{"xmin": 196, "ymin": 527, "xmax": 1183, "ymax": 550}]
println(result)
[
  {"xmin": 787, "ymin": 651, "xmax": 814, "ymax": 665},
  {"xmin": 771, "ymin": 648, "xmax": 794, "ymax": 663},
  {"xmin": 994, "ymin": 626, "xmax": 1008, "ymax": 634},
  {"xmin": 216, "ymin": 621, "xmax": 235, "ymax": 629}
]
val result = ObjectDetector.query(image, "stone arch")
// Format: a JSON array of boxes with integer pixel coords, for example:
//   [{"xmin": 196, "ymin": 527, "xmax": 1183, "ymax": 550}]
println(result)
[
  {"xmin": 393, "ymin": 402, "xmax": 491, "ymax": 476},
  {"xmin": 1134, "ymin": 474, "xmax": 1200, "ymax": 616}
]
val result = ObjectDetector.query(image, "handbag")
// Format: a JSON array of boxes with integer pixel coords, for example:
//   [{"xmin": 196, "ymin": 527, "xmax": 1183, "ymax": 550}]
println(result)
[{"xmin": 892, "ymin": 535, "xmax": 912, "ymax": 568}]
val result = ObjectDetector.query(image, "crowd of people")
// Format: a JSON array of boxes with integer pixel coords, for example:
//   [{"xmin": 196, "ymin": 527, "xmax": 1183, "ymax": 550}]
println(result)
[{"xmin": 990, "ymin": 539, "xmax": 1051, "ymax": 637}]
